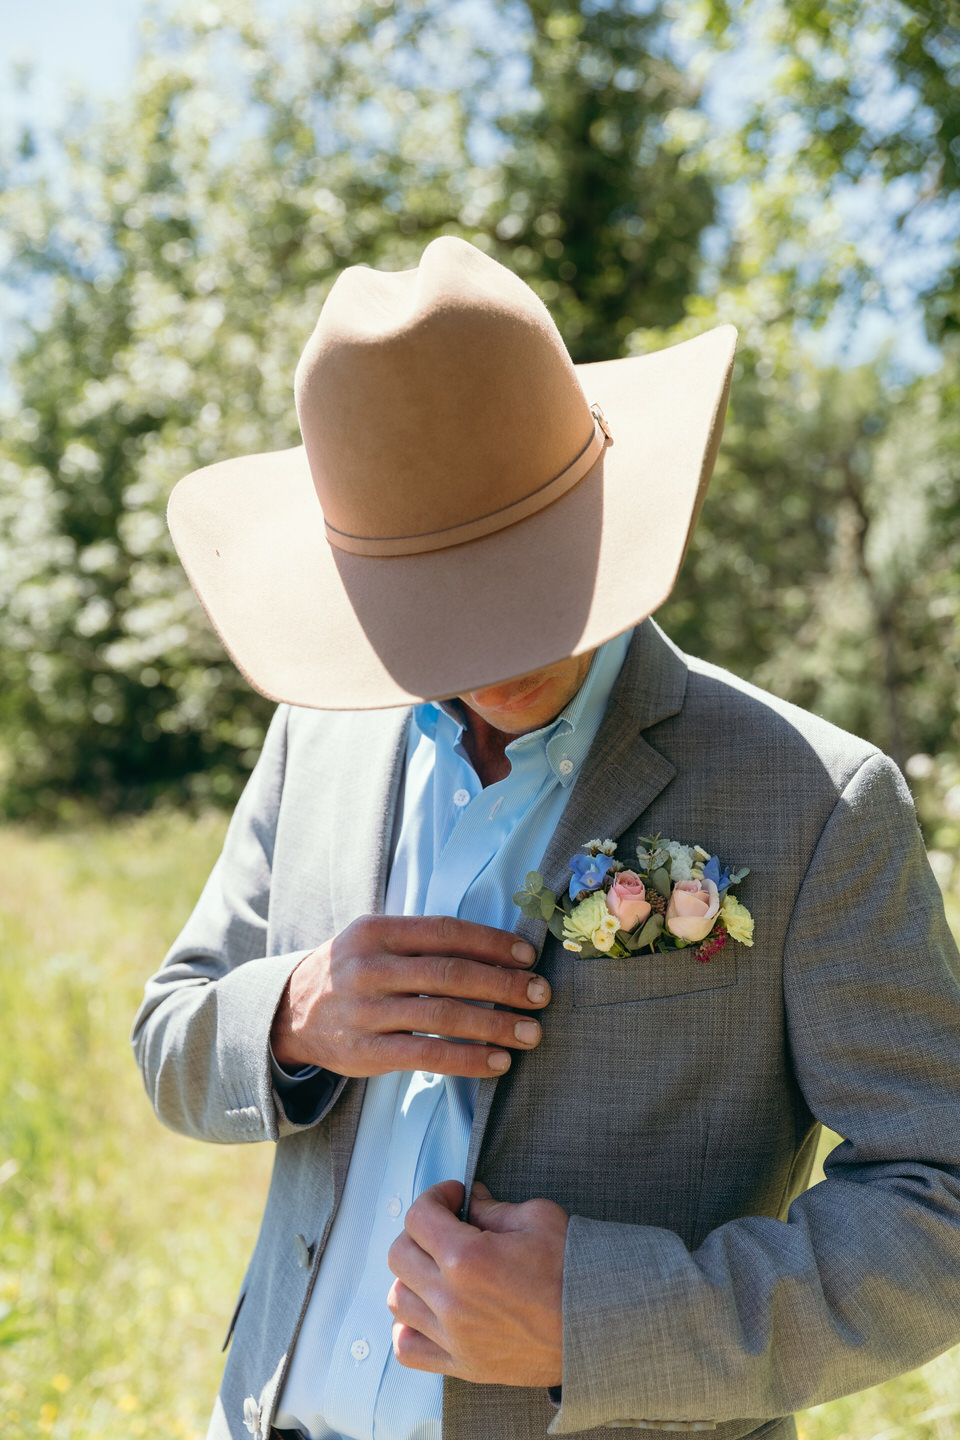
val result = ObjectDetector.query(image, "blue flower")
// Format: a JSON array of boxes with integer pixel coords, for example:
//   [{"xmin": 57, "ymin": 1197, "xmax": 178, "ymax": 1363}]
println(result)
[
  {"xmin": 702, "ymin": 854, "xmax": 734, "ymax": 894},
  {"xmin": 569, "ymin": 851, "xmax": 614, "ymax": 900}
]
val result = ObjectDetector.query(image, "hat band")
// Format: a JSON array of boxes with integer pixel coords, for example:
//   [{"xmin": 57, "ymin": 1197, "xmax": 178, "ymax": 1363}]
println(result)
[{"xmin": 325, "ymin": 404, "xmax": 612, "ymax": 558}]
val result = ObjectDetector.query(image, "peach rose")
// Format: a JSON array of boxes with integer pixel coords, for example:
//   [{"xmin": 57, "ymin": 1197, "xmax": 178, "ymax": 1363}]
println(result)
[
  {"xmin": 606, "ymin": 870, "xmax": 652, "ymax": 931},
  {"xmin": 665, "ymin": 877, "xmax": 720, "ymax": 942}
]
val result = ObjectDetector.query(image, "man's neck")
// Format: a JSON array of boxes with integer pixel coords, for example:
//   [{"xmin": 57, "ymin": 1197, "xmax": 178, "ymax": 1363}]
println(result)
[{"xmin": 460, "ymin": 711, "xmax": 515, "ymax": 788}]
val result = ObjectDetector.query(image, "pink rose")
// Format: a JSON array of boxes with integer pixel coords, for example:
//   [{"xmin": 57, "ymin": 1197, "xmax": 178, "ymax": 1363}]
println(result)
[
  {"xmin": 605, "ymin": 870, "xmax": 652, "ymax": 931},
  {"xmin": 665, "ymin": 878, "xmax": 720, "ymax": 942}
]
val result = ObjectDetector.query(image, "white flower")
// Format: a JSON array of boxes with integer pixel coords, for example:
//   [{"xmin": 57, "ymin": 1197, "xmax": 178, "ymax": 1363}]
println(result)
[
  {"xmin": 563, "ymin": 939, "xmax": 582, "ymax": 953},
  {"xmin": 665, "ymin": 840, "xmax": 696, "ymax": 882},
  {"xmin": 582, "ymin": 837, "xmax": 617, "ymax": 856},
  {"xmin": 592, "ymin": 914, "xmax": 620, "ymax": 952}
]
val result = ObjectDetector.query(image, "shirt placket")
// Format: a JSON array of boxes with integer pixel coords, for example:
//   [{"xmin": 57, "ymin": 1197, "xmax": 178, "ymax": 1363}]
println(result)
[{"xmin": 322, "ymin": 1073, "xmax": 447, "ymax": 1440}]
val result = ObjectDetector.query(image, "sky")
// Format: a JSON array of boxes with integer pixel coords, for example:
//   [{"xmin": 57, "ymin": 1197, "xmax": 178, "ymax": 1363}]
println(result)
[{"xmin": 0, "ymin": 0, "xmax": 141, "ymax": 132}]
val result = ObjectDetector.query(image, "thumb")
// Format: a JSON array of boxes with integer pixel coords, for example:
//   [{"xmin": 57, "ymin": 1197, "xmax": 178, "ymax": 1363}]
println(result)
[{"xmin": 469, "ymin": 1180, "xmax": 524, "ymax": 1233}]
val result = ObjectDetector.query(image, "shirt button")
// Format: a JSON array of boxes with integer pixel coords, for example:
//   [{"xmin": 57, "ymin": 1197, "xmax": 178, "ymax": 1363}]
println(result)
[
  {"xmin": 559, "ymin": 758, "xmax": 574, "ymax": 776},
  {"xmin": 350, "ymin": 1338, "xmax": 371, "ymax": 1362},
  {"xmin": 387, "ymin": 1196, "xmax": 403, "ymax": 1218},
  {"xmin": 453, "ymin": 788, "xmax": 471, "ymax": 807}
]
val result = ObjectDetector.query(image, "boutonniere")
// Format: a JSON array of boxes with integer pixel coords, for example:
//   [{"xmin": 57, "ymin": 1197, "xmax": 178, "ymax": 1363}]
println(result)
[{"xmin": 514, "ymin": 836, "xmax": 753, "ymax": 962}]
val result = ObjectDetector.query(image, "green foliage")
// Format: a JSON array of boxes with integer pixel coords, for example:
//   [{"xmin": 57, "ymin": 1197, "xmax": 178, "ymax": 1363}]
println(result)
[
  {"xmin": 691, "ymin": 0, "xmax": 960, "ymax": 335},
  {"xmin": 492, "ymin": 0, "xmax": 716, "ymax": 359},
  {"xmin": 0, "ymin": 0, "xmax": 491, "ymax": 815},
  {"xmin": 0, "ymin": 0, "xmax": 720, "ymax": 817},
  {"xmin": 0, "ymin": 0, "xmax": 958, "ymax": 821},
  {"xmin": 0, "ymin": 813, "xmax": 273, "ymax": 1438},
  {"xmin": 661, "ymin": 342, "xmax": 960, "ymax": 769}
]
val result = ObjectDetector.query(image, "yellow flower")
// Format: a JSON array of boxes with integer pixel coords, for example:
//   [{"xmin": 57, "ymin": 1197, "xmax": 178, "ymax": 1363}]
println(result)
[
  {"xmin": 51, "ymin": 1375, "xmax": 71, "ymax": 1394},
  {"xmin": 562, "ymin": 891, "xmax": 610, "ymax": 948},
  {"xmin": 721, "ymin": 894, "xmax": 754, "ymax": 947}
]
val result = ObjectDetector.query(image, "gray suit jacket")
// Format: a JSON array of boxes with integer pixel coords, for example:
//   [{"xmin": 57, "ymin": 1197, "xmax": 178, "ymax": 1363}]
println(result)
[{"xmin": 132, "ymin": 621, "xmax": 960, "ymax": 1440}]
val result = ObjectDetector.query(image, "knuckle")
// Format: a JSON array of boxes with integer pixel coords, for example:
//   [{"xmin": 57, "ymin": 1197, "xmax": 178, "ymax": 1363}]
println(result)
[
  {"xmin": 431, "ymin": 1039, "xmax": 476, "ymax": 1076},
  {"xmin": 404, "ymin": 1194, "xmax": 425, "ymax": 1226},
  {"xmin": 422, "ymin": 996, "xmax": 457, "ymax": 1032},
  {"xmin": 345, "ymin": 914, "xmax": 378, "ymax": 949},
  {"xmin": 364, "ymin": 1031, "xmax": 392, "ymax": 1070},
  {"xmin": 443, "ymin": 1246, "xmax": 474, "ymax": 1287},
  {"xmin": 432, "ymin": 914, "xmax": 457, "ymax": 947},
  {"xmin": 393, "ymin": 1325, "xmax": 417, "ymax": 1365},
  {"xmin": 435, "ymin": 954, "xmax": 462, "ymax": 991},
  {"xmin": 500, "ymin": 968, "xmax": 525, "ymax": 1002},
  {"xmin": 525, "ymin": 1197, "xmax": 562, "ymax": 1229}
]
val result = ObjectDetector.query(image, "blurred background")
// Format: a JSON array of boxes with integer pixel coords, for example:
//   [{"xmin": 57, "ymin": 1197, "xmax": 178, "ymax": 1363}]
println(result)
[{"xmin": 0, "ymin": 0, "xmax": 958, "ymax": 1435}]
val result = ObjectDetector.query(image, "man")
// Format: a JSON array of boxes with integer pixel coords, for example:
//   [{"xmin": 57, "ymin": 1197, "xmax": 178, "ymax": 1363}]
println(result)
[{"xmin": 133, "ymin": 237, "xmax": 960, "ymax": 1440}]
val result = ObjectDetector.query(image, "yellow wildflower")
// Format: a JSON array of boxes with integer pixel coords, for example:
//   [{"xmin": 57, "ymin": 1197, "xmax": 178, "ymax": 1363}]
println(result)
[{"xmin": 720, "ymin": 894, "xmax": 754, "ymax": 946}]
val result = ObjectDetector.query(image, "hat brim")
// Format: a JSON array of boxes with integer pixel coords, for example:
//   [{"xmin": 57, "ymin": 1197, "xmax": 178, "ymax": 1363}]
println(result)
[{"xmin": 168, "ymin": 324, "xmax": 736, "ymax": 710}]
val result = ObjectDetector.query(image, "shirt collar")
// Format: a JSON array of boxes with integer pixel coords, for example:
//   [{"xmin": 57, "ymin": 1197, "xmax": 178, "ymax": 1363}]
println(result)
[{"xmin": 412, "ymin": 628, "xmax": 634, "ymax": 789}]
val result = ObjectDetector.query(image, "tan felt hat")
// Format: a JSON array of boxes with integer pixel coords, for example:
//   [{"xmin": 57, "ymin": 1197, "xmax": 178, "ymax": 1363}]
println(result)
[{"xmin": 168, "ymin": 236, "xmax": 737, "ymax": 710}]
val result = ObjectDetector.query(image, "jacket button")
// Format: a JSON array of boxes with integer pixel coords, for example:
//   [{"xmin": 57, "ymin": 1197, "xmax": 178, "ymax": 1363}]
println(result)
[{"xmin": 294, "ymin": 1232, "xmax": 312, "ymax": 1269}]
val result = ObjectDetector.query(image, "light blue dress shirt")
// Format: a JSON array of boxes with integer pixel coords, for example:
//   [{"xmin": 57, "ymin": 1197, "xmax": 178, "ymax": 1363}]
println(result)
[{"xmin": 274, "ymin": 630, "xmax": 633, "ymax": 1440}]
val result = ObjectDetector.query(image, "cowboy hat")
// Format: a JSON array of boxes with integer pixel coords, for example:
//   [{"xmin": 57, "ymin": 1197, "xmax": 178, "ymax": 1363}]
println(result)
[{"xmin": 167, "ymin": 236, "xmax": 736, "ymax": 710}]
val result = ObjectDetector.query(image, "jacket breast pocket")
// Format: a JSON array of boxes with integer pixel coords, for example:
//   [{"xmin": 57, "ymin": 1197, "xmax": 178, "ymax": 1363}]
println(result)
[{"xmin": 572, "ymin": 950, "xmax": 738, "ymax": 1008}]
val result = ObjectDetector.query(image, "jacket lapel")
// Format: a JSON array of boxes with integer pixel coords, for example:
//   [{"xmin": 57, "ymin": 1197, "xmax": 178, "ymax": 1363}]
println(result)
[
  {"xmin": 328, "ymin": 708, "xmax": 411, "ymax": 931},
  {"xmin": 461, "ymin": 621, "xmax": 688, "ymax": 1203},
  {"xmin": 326, "ymin": 707, "xmax": 411, "ymax": 1201}
]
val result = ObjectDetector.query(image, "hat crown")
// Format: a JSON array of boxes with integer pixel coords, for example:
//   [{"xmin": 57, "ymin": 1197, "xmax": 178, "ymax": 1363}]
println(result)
[{"xmin": 294, "ymin": 237, "xmax": 595, "ymax": 551}]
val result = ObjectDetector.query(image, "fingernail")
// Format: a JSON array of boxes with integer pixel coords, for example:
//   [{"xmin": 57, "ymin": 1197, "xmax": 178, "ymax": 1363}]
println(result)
[
  {"xmin": 514, "ymin": 1019, "xmax": 540, "ymax": 1045},
  {"xmin": 512, "ymin": 940, "xmax": 536, "ymax": 966},
  {"xmin": 488, "ymin": 1051, "xmax": 510, "ymax": 1072},
  {"xmin": 527, "ymin": 977, "xmax": 549, "ymax": 1003}
]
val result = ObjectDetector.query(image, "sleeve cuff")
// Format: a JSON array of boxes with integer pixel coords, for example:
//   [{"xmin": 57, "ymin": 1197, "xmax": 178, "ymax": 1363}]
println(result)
[{"xmin": 269, "ymin": 1047, "xmax": 345, "ymax": 1129}]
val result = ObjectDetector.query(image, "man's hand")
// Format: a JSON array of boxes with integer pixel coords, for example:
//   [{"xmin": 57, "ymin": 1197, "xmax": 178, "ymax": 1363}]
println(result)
[
  {"xmin": 270, "ymin": 915, "xmax": 550, "ymax": 1078},
  {"xmin": 386, "ymin": 1179, "xmax": 568, "ymax": 1387}
]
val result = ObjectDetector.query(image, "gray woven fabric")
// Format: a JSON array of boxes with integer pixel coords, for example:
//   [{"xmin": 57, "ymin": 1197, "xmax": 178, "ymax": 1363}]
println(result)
[{"xmin": 132, "ymin": 620, "xmax": 960, "ymax": 1440}]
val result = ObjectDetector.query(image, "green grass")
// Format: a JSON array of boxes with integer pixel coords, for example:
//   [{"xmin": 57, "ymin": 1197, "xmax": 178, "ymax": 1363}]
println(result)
[
  {"xmin": 0, "ymin": 814, "xmax": 958, "ymax": 1438},
  {"xmin": 0, "ymin": 813, "xmax": 271, "ymax": 1438}
]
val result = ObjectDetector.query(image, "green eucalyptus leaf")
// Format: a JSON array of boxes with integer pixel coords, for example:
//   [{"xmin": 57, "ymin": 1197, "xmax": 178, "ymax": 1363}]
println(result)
[
  {"xmin": 525, "ymin": 871, "xmax": 544, "ymax": 893},
  {"xmin": 650, "ymin": 866, "xmax": 671, "ymax": 899},
  {"xmin": 634, "ymin": 914, "xmax": 664, "ymax": 948},
  {"xmin": 547, "ymin": 911, "xmax": 567, "ymax": 939},
  {"xmin": 512, "ymin": 891, "xmax": 529, "ymax": 907},
  {"xmin": 540, "ymin": 889, "xmax": 556, "ymax": 919}
]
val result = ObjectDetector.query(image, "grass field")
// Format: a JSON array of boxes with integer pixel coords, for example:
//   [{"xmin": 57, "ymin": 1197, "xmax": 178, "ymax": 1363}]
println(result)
[{"xmin": 0, "ymin": 814, "xmax": 958, "ymax": 1439}]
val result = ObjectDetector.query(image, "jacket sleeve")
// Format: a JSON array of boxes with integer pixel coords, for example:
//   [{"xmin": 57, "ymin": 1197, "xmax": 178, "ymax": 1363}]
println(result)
[
  {"xmin": 551, "ymin": 752, "xmax": 960, "ymax": 1433},
  {"xmin": 131, "ymin": 705, "xmax": 347, "ymax": 1144}
]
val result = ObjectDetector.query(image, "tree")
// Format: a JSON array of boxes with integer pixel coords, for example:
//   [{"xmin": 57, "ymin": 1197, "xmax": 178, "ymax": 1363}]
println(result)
[
  {"xmin": 491, "ymin": 0, "xmax": 715, "ymax": 359},
  {"xmin": 0, "ymin": 0, "xmax": 720, "ymax": 816},
  {"xmin": 691, "ymin": 0, "xmax": 960, "ymax": 339},
  {"xmin": 0, "ymin": 0, "xmax": 480, "ymax": 814}
]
